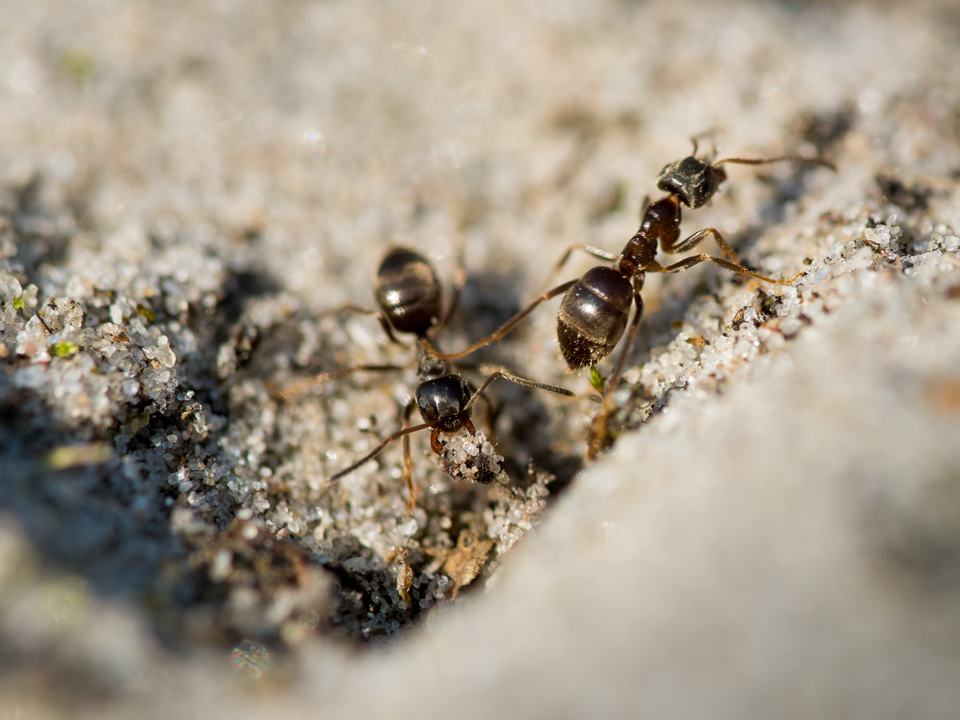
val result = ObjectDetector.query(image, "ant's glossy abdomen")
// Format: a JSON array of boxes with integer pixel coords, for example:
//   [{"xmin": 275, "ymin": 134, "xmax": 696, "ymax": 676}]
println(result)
[
  {"xmin": 557, "ymin": 266, "xmax": 634, "ymax": 369},
  {"xmin": 375, "ymin": 246, "xmax": 442, "ymax": 337}
]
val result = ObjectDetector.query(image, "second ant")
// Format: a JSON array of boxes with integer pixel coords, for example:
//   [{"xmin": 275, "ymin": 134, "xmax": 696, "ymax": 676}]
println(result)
[{"xmin": 278, "ymin": 245, "xmax": 573, "ymax": 510}]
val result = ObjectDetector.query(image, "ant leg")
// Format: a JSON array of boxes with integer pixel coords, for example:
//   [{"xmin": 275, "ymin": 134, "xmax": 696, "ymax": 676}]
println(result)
[
  {"xmin": 477, "ymin": 393, "xmax": 498, "ymax": 440},
  {"xmin": 377, "ymin": 315, "xmax": 403, "ymax": 345},
  {"xmin": 650, "ymin": 256, "xmax": 802, "ymax": 285},
  {"xmin": 317, "ymin": 303, "xmax": 403, "ymax": 345},
  {"xmin": 462, "ymin": 406, "xmax": 501, "ymax": 452},
  {"xmin": 401, "ymin": 400, "xmax": 417, "ymax": 512},
  {"xmin": 329, "ymin": 422, "xmax": 432, "ymax": 482},
  {"xmin": 269, "ymin": 363, "xmax": 408, "ymax": 400},
  {"xmin": 424, "ymin": 279, "xmax": 578, "ymax": 360},
  {"xmin": 587, "ymin": 278, "xmax": 645, "ymax": 459},
  {"xmin": 463, "ymin": 366, "xmax": 574, "ymax": 414},
  {"xmin": 429, "ymin": 241, "xmax": 616, "ymax": 360},
  {"xmin": 662, "ymin": 226, "xmax": 739, "ymax": 262},
  {"xmin": 585, "ymin": 282, "xmax": 644, "ymax": 459},
  {"xmin": 540, "ymin": 244, "xmax": 618, "ymax": 293},
  {"xmin": 318, "ymin": 302, "xmax": 376, "ymax": 318},
  {"xmin": 603, "ymin": 284, "xmax": 645, "ymax": 400}
]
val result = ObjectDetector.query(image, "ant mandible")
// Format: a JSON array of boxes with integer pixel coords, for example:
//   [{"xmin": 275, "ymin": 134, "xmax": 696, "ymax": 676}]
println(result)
[
  {"xmin": 424, "ymin": 144, "xmax": 835, "ymax": 453},
  {"xmin": 280, "ymin": 246, "xmax": 573, "ymax": 509}
]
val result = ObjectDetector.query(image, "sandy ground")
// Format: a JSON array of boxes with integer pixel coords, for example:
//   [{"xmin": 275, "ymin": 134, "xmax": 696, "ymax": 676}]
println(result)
[{"xmin": 2, "ymin": 0, "xmax": 960, "ymax": 718}]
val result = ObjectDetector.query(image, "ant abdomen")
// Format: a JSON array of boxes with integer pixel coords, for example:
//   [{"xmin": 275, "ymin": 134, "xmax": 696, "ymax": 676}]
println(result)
[
  {"xmin": 374, "ymin": 246, "xmax": 442, "ymax": 336},
  {"xmin": 557, "ymin": 266, "xmax": 635, "ymax": 369}
]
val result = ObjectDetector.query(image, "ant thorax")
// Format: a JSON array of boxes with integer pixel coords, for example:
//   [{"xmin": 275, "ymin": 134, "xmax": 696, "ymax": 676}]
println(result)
[{"xmin": 416, "ymin": 343, "xmax": 452, "ymax": 381}]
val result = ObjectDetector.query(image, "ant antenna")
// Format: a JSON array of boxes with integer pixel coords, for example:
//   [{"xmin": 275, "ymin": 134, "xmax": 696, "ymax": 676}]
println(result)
[
  {"xmin": 712, "ymin": 155, "xmax": 836, "ymax": 171},
  {"xmin": 271, "ymin": 363, "xmax": 408, "ymax": 400},
  {"xmin": 462, "ymin": 365, "xmax": 574, "ymax": 415},
  {"xmin": 688, "ymin": 129, "xmax": 719, "ymax": 160},
  {"xmin": 329, "ymin": 422, "xmax": 431, "ymax": 482}
]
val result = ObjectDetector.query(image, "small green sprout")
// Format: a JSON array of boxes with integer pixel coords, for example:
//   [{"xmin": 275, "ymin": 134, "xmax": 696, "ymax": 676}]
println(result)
[
  {"xmin": 53, "ymin": 340, "xmax": 80, "ymax": 357},
  {"xmin": 588, "ymin": 366, "xmax": 605, "ymax": 394}
]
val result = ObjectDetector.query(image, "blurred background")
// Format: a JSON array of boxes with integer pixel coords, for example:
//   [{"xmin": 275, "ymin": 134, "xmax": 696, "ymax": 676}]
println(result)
[{"xmin": 2, "ymin": 0, "xmax": 960, "ymax": 718}]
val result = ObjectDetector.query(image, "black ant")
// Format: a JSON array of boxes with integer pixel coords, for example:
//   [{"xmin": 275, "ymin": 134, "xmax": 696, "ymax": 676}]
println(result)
[
  {"xmin": 424, "ymin": 144, "xmax": 835, "ymax": 455},
  {"xmin": 280, "ymin": 246, "xmax": 573, "ymax": 509}
]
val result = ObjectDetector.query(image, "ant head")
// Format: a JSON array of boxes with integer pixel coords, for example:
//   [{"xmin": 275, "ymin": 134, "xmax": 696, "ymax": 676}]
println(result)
[
  {"xmin": 656, "ymin": 155, "xmax": 727, "ymax": 209},
  {"xmin": 416, "ymin": 374, "xmax": 471, "ymax": 432},
  {"xmin": 374, "ymin": 246, "xmax": 443, "ymax": 337}
]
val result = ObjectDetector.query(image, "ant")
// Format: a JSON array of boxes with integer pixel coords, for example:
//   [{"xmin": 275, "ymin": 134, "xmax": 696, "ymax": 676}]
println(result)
[
  {"xmin": 424, "ymin": 143, "xmax": 835, "ymax": 455},
  {"xmin": 280, "ymin": 245, "xmax": 573, "ymax": 510}
]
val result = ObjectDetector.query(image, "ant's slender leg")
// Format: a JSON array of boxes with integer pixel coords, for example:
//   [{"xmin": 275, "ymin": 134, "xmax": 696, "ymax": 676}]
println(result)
[
  {"xmin": 481, "ymin": 394, "xmax": 497, "ymax": 435},
  {"xmin": 318, "ymin": 302, "xmax": 376, "ymax": 318},
  {"xmin": 586, "ymin": 278, "xmax": 646, "ymax": 460},
  {"xmin": 603, "ymin": 276, "xmax": 645, "ymax": 400},
  {"xmin": 650, "ymin": 256, "xmax": 803, "ymax": 285},
  {"xmin": 377, "ymin": 316, "xmax": 402, "ymax": 345},
  {"xmin": 460, "ymin": 404, "xmax": 502, "ymax": 451},
  {"xmin": 540, "ymin": 244, "xmax": 618, "ymax": 294},
  {"xmin": 469, "ymin": 392, "xmax": 498, "ymax": 443},
  {"xmin": 662, "ymin": 226, "xmax": 739, "ymax": 262},
  {"xmin": 462, "ymin": 366, "xmax": 574, "ymax": 414},
  {"xmin": 329, "ymin": 422, "xmax": 432, "ymax": 482},
  {"xmin": 400, "ymin": 400, "xmax": 417, "ymax": 512},
  {"xmin": 425, "ymin": 280, "xmax": 578, "ymax": 360},
  {"xmin": 429, "ymin": 241, "xmax": 617, "ymax": 361},
  {"xmin": 270, "ymin": 363, "xmax": 408, "ymax": 400},
  {"xmin": 430, "ymin": 427, "xmax": 443, "ymax": 454},
  {"xmin": 318, "ymin": 303, "xmax": 403, "ymax": 345}
]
